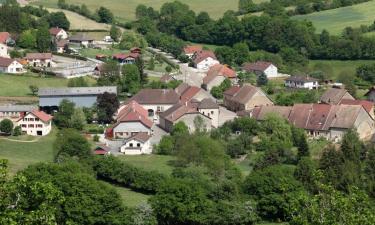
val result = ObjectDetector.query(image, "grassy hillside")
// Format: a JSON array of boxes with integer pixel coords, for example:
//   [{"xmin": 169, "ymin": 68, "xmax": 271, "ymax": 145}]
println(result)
[
  {"xmin": 33, "ymin": 0, "xmax": 269, "ymax": 22},
  {"xmin": 293, "ymin": 0, "xmax": 375, "ymax": 34}
]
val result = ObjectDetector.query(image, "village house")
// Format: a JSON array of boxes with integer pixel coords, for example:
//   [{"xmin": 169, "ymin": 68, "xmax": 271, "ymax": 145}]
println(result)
[
  {"xmin": 120, "ymin": 132, "xmax": 152, "ymax": 155},
  {"xmin": 0, "ymin": 32, "xmax": 11, "ymax": 45},
  {"xmin": 56, "ymin": 39, "xmax": 68, "ymax": 53},
  {"xmin": 110, "ymin": 100, "xmax": 153, "ymax": 139},
  {"xmin": 223, "ymin": 84, "xmax": 273, "ymax": 112},
  {"xmin": 364, "ymin": 86, "xmax": 375, "ymax": 103},
  {"xmin": 183, "ymin": 45, "xmax": 203, "ymax": 58},
  {"xmin": 0, "ymin": 57, "xmax": 24, "ymax": 74},
  {"xmin": 39, "ymin": 86, "xmax": 117, "ymax": 110},
  {"xmin": 68, "ymin": 34, "xmax": 94, "ymax": 47},
  {"xmin": 120, "ymin": 89, "xmax": 180, "ymax": 123},
  {"xmin": 251, "ymin": 103, "xmax": 374, "ymax": 142},
  {"xmin": 175, "ymin": 83, "xmax": 213, "ymax": 103},
  {"xmin": 192, "ymin": 50, "xmax": 220, "ymax": 70},
  {"xmin": 159, "ymin": 101, "xmax": 212, "ymax": 133},
  {"xmin": 112, "ymin": 52, "xmax": 140, "ymax": 64},
  {"xmin": 24, "ymin": 53, "xmax": 54, "ymax": 67},
  {"xmin": 49, "ymin": 27, "xmax": 68, "ymax": 40},
  {"xmin": 0, "ymin": 105, "xmax": 37, "ymax": 122},
  {"xmin": 0, "ymin": 43, "xmax": 9, "ymax": 58},
  {"xmin": 203, "ymin": 64, "xmax": 237, "ymax": 91},
  {"xmin": 17, "ymin": 110, "xmax": 53, "ymax": 136},
  {"xmin": 340, "ymin": 99, "xmax": 374, "ymax": 119},
  {"xmin": 242, "ymin": 61, "xmax": 278, "ymax": 78},
  {"xmin": 285, "ymin": 76, "xmax": 319, "ymax": 89},
  {"xmin": 197, "ymin": 98, "xmax": 220, "ymax": 128},
  {"xmin": 320, "ymin": 87, "xmax": 355, "ymax": 105}
]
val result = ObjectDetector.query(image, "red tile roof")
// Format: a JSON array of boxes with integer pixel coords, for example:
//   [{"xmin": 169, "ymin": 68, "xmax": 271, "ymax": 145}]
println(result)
[
  {"xmin": 204, "ymin": 64, "xmax": 236, "ymax": 85},
  {"xmin": 180, "ymin": 86, "xmax": 201, "ymax": 103},
  {"xmin": 242, "ymin": 61, "xmax": 273, "ymax": 72},
  {"xmin": 49, "ymin": 27, "xmax": 64, "ymax": 36},
  {"xmin": 30, "ymin": 110, "xmax": 53, "ymax": 122},
  {"xmin": 223, "ymin": 86, "xmax": 241, "ymax": 97},
  {"xmin": 128, "ymin": 89, "xmax": 180, "ymax": 105},
  {"xmin": 160, "ymin": 102, "xmax": 199, "ymax": 122},
  {"xmin": 116, "ymin": 100, "xmax": 153, "ymax": 128},
  {"xmin": 193, "ymin": 50, "xmax": 217, "ymax": 64},
  {"xmin": 25, "ymin": 53, "xmax": 52, "ymax": 60},
  {"xmin": 126, "ymin": 132, "xmax": 151, "ymax": 143},
  {"xmin": 0, "ymin": 32, "xmax": 10, "ymax": 44},
  {"xmin": 113, "ymin": 52, "xmax": 140, "ymax": 60},
  {"xmin": 340, "ymin": 99, "xmax": 374, "ymax": 114},
  {"xmin": 183, "ymin": 45, "xmax": 203, "ymax": 54},
  {"xmin": 0, "ymin": 57, "xmax": 16, "ymax": 67}
]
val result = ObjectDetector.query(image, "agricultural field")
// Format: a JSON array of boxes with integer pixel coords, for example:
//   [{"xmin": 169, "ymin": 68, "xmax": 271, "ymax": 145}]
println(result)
[
  {"xmin": 118, "ymin": 154, "xmax": 175, "ymax": 175},
  {"xmin": 113, "ymin": 186, "xmax": 150, "ymax": 208},
  {"xmin": 33, "ymin": 0, "xmax": 269, "ymax": 22},
  {"xmin": 293, "ymin": 1, "xmax": 375, "ymax": 34}
]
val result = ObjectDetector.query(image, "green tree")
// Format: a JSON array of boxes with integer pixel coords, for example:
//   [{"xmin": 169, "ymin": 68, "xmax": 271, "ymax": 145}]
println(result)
[
  {"xmin": 70, "ymin": 108, "xmax": 87, "ymax": 130},
  {"xmin": 54, "ymin": 129, "xmax": 91, "ymax": 161},
  {"xmin": 47, "ymin": 12, "xmax": 70, "ymax": 30},
  {"xmin": 147, "ymin": 57, "xmax": 155, "ymax": 70},
  {"xmin": 233, "ymin": 42, "xmax": 249, "ymax": 65},
  {"xmin": 54, "ymin": 99, "xmax": 75, "ymax": 128},
  {"xmin": 319, "ymin": 145, "xmax": 345, "ymax": 190},
  {"xmin": 292, "ymin": 127, "xmax": 309, "ymax": 159},
  {"xmin": 29, "ymin": 85, "xmax": 39, "ymax": 96},
  {"xmin": 97, "ymin": 92, "xmax": 119, "ymax": 123},
  {"xmin": 165, "ymin": 65, "xmax": 172, "ymax": 73},
  {"xmin": 18, "ymin": 30, "xmax": 36, "ymax": 48},
  {"xmin": 97, "ymin": 7, "xmax": 114, "ymax": 23},
  {"xmin": 294, "ymin": 157, "xmax": 316, "ymax": 192},
  {"xmin": 364, "ymin": 146, "xmax": 375, "ymax": 198},
  {"xmin": 171, "ymin": 121, "xmax": 189, "ymax": 136},
  {"xmin": 122, "ymin": 64, "xmax": 141, "ymax": 94},
  {"xmin": 256, "ymin": 73, "xmax": 268, "ymax": 86},
  {"xmin": 36, "ymin": 23, "xmax": 51, "ymax": 52},
  {"xmin": 110, "ymin": 24, "xmax": 121, "ymax": 42},
  {"xmin": 67, "ymin": 77, "xmax": 89, "ymax": 87},
  {"xmin": 238, "ymin": 0, "xmax": 256, "ymax": 14},
  {"xmin": 156, "ymin": 135, "xmax": 174, "ymax": 155},
  {"xmin": 0, "ymin": 119, "xmax": 13, "ymax": 135}
]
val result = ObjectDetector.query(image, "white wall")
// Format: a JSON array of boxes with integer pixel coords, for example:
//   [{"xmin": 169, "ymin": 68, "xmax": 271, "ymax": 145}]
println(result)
[
  {"xmin": 285, "ymin": 81, "xmax": 319, "ymax": 90},
  {"xmin": 199, "ymin": 108, "xmax": 219, "ymax": 128},
  {"xmin": 0, "ymin": 44, "xmax": 8, "ymax": 58},
  {"xmin": 0, "ymin": 61, "xmax": 24, "ymax": 74},
  {"xmin": 196, "ymin": 57, "xmax": 220, "ymax": 71},
  {"xmin": 17, "ymin": 113, "xmax": 52, "ymax": 136},
  {"xmin": 113, "ymin": 122, "xmax": 151, "ymax": 139},
  {"xmin": 120, "ymin": 139, "xmax": 152, "ymax": 155},
  {"xmin": 264, "ymin": 65, "xmax": 278, "ymax": 78}
]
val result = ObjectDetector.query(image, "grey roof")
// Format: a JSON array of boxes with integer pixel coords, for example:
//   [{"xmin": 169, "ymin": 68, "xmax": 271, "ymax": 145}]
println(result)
[
  {"xmin": 286, "ymin": 76, "xmax": 318, "ymax": 83},
  {"xmin": 198, "ymin": 98, "xmax": 219, "ymax": 109},
  {"xmin": 0, "ymin": 105, "xmax": 37, "ymax": 112},
  {"xmin": 69, "ymin": 33, "xmax": 94, "ymax": 42},
  {"xmin": 38, "ymin": 86, "xmax": 117, "ymax": 97},
  {"xmin": 320, "ymin": 88, "xmax": 352, "ymax": 105}
]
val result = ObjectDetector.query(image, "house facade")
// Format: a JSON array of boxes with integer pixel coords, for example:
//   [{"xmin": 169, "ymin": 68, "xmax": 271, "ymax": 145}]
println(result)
[
  {"xmin": 49, "ymin": 27, "xmax": 68, "ymax": 40},
  {"xmin": 183, "ymin": 45, "xmax": 203, "ymax": 58},
  {"xmin": 197, "ymin": 98, "xmax": 220, "ymax": 128},
  {"xmin": 224, "ymin": 84, "xmax": 273, "ymax": 112},
  {"xmin": 25, "ymin": 53, "xmax": 54, "ymax": 67},
  {"xmin": 0, "ymin": 105, "xmax": 37, "ymax": 122},
  {"xmin": 0, "ymin": 43, "xmax": 9, "ymax": 58},
  {"xmin": 17, "ymin": 110, "xmax": 53, "ymax": 136},
  {"xmin": 175, "ymin": 83, "xmax": 213, "ymax": 103},
  {"xmin": 120, "ymin": 133, "xmax": 152, "ymax": 155},
  {"xmin": 242, "ymin": 61, "xmax": 278, "ymax": 78},
  {"xmin": 285, "ymin": 76, "xmax": 319, "ymax": 89},
  {"xmin": 320, "ymin": 88, "xmax": 355, "ymax": 105},
  {"xmin": 0, "ymin": 57, "xmax": 24, "ymax": 74},
  {"xmin": 68, "ymin": 34, "xmax": 94, "ymax": 47},
  {"xmin": 192, "ymin": 50, "xmax": 220, "ymax": 71},
  {"xmin": 203, "ymin": 64, "xmax": 237, "ymax": 91}
]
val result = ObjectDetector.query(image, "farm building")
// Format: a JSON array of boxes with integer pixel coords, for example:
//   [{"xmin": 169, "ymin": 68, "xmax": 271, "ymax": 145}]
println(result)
[
  {"xmin": 49, "ymin": 27, "xmax": 68, "ymax": 40},
  {"xmin": 38, "ymin": 86, "xmax": 117, "ymax": 109},
  {"xmin": 285, "ymin": 76, "xmax": 319, "ymax": 89},
  {"xmin": 24, "ymin": 53, "xmax": 55, "ymax": 67},
  {"xmin": 0, "ymin": 105, "xmax": 37, "ymax": 122},
  {"xmin": 120, "ymin": 132, "xmax": 152, "ymax": 155},
  {"xmin": 203, "ymin": 64, "xmax": 237, "ymax": 91},
  {"xmin": 69, "ymin": 34, "xmax": 94, "ymax": 47},
  {"xmin": 183, "ymin": 45, "xmax": 203, "ymax": 58},
  {"xmin": 320, "ymin": 87, "xmax": 354, "ymax": 105},
  {"xmin": 17, "ymin": 110, "xmax": 53, "ymax": 136},
  {"xmin": 112, "ymin": 53, "xmax": 140, "ymax": 64}
]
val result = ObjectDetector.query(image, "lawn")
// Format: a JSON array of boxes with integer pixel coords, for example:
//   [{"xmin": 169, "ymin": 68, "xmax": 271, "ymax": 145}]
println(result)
[
  {"xmin": 113, "ymin": 185, "xmax": 150, "ymax": 208},
  {"xmin": 309, "ymin": 138, "xmax": 329, "ymax": 160},
  {"xmin": 118, "ymin": 154, "xmax": 175, "ymax": 175},
  {"xmin": 33, "ymin": 0, "xmax": 269, "ymax": 22},
  {"xmin": 79, "ymin": 48, "xmax": 124, "ymax": 58},
  {"xmin": 293, "ymin": 1, "xmax": 375, "ymax": 34},
  {"xmin": 0, "ymin": 73, "xmax": 69, "ymax": 96},
  {"xmin": 0, "ymin": 130, "xmax": 56, "ymax": 175}
]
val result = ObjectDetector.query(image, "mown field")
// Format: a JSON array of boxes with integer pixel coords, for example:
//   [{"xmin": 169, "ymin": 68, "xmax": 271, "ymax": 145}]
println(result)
[
  {"xmin": 33, "ymin": 0, "xmax": 269, "ymax": 22},
  {"xmin": 293, "ymin": 0, "xmax": 375, "ymax": 34}
]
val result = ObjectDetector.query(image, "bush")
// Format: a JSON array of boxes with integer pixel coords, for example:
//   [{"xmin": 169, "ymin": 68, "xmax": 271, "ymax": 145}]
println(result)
[
  {"xmin": 93, "ymin": 134, "xmax": 99, "ymax": 142},
  {"xmin": 12, "ymin": 126, "xmax": 22, "ymax": 136},
  {"xmin": 0, "ymin": 119, "xmax": 14, "ymax": 135}
]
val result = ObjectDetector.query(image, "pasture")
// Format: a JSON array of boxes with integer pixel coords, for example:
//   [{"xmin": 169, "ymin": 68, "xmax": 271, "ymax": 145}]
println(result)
[
  {"xmin": 33, "ymin": 0, "xmax": 269, "ymax": 22},
  {"xmin": 293, "ymin": 1, "xmax": 375, "ymax": 34},
  {"xmin": 118, "ymin": 154, "xmax": 175, "ymax": 175}
]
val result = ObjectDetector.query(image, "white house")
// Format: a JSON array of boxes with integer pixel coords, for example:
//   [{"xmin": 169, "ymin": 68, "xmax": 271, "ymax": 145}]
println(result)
[
  {"xmin": 242, "ymin": 61, "xmax": 278, "ymax": 78},
  {"xmin": 49, "ymin": 27, "xmax": 68, "ymax": 40},
  {"xmin": 192, "ymin": 50, "xmax": 220, "ymax": 71},
  {"xmin": 17, "ymin": 110, "xmax": 53, "ymax": 136},
  {"xmin": 0, "ymin": 43, "xmax": 9, "ymax": 58},
  {"xmin": 0, "ymin": 105, "xmax": 37, "ymax": 122},
  {"xmin": 24, "ymin": 53, "xmax": 55, "ymax": 67},
  {"xmin": 197, "ymin": 98, "xmax": 220, "ymax": 128},
  {"xmin": 0, "ymin": 57, "xmax": 24, "ymax": 74},
  {"xmin": 120, "ymin": 132, "xmax": 152, "ymax": 155},
  {"xmin": 285, "ymin": 76, "xmax": 319, "ymax": 90},
  {"xmin": 183, "ymin": 45, "xmax": 203, "ymax": 59}
]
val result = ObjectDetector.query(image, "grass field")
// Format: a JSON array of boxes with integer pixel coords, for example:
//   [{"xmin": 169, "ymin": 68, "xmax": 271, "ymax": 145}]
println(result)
[
  {"xmin": 118, "ymin": 154, "xmax": 175, "ymax": 175},
  {"xmin": 79, "ymin": 48, "xmax": 124, "ymax": 58},
  {"xmin": 0, "ymin": 73, "xmax": 69, "ymax": 96},
  {"xmin": 113, "ymin": 186, "xmax": 150, "ymax": 208},
  {"xmin": 34, "ymin": 0, "xmax": 269, "ymax": 22},
  {"xmin": 0, "ymin": 130, "xmax": 57, "ymax": 175},
  {"xmin": 293, "ymin": 1, "xmax": 375, "ymax": 34}
]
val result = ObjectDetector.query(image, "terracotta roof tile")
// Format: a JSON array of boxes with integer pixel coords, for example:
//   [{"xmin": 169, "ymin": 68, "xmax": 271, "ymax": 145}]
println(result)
[
  {"xmin": 129, "ymin": 89, "xmax": 180, "ymax": 105},
  {"xmin": 184, "ymin": 45, "xmax": 203, "ymax": 54},
  {"xmin": 0, "ymin": 32, "xmax": 10, "ymax": 44},
  {"xmin": 0, "ymin": 57, "xmax": 16, "ymax": 67},
  {"xmin": 126, "ymin": 132, "xmax": 151, "ymax": 143},
  {"xmin": 340, "ymin": 99, "xmax": 374, "ymax": 114},
  {"xmin": 30, "ymin": 110, "xmax": 53, "ymax": 122},
  {"xmin": 25, "ymin": 53, "xmax": 52, "ymax": 60},
  {"xmin": 204, "ymin": 64, "xmax": 236, "ymax": 85},
  {"xmin": 320, "ymin": 88, "xmax": 352, "ymax": 105},
  {"xmin": 242, "ymin": 61, "xmax": 273, "ymax": 72},
  {"xmin": 193, "ymin": 50, "xmax": 217, "ymax": 64},
  {"xmin": 49, "ymin": 27, "xmax": 64, "ymax": 36}
]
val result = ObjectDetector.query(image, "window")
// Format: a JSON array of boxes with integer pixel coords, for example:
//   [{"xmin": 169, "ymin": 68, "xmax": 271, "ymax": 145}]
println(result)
[
  {"xmin": 29, "ymin": 118, "xmax": 34, "ymax": 121},
  {"xmin": 211, "ymin": 111, "xmax": 214, "ymax": 114},
  {"xmin": 137, "ymin": 143, "xmax": 141, "ymax": 147},
  {"xmin": 129, "ymin": 143, "xmax": 133, "ymax": 147},
  {"xmin": 35, "ymin": 118, "xmax": 39, "ymax": 121},
  {"xmin": 148, "ymin": 109, "xmax": 154, "ymax": 117},
  {"xmin": 28, "ymin": 124, "xmax": 34, "ymax": 128},
  {"xmin": 21, "ymin": 124, "xmax": 26, "ymax": 128},
  {"xmin": 37, "ymin": 124, "xmax": 43, "ymax": 128}
]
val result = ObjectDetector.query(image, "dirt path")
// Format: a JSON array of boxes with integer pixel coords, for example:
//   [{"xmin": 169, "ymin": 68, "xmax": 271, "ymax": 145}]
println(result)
[{"xmin": 0, "ymin": 136, "xmax": 40, "ymax": 143}]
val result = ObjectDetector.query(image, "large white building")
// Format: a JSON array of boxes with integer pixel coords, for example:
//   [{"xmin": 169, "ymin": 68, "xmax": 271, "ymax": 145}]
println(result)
[
  {"xmin": 17, "ymin": 110, "xmax": 53, "ymax": 136},
  {"xmin": 25, "ymin": 53, "xmax": 55, "ymax": 67},
  {"xmin": 242, "ymin": 61, "xmax": 278, "ymax": 78},
  {"xmin": 0, "ymin": 57, "xmax": 24, "ymax": 74},
  {"xmin": 192, "ymin": 50, "xmax": 220, "ymax": 71},
  {"xmin": 285, "ymin": 76, "xmax": 319, "ymax": 90},
  {"xmin": 120, "ymin": 133, "xmax": 152, "ymax": 155}
]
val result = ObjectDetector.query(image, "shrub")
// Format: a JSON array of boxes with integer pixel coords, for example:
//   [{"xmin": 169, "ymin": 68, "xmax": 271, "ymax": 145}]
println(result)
[{"xmin": 12, "ymin": 126, "xmax": 22, "ymax": 136}]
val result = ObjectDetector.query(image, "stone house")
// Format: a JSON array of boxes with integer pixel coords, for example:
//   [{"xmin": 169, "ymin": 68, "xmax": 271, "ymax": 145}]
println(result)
[
  {"xmin": 49, "ymin": 27, "xmax": 68, "ymax": 40},
  {"xmin": 175, "ymin": 83, "xmax": 213, "ymax": 103},
  {"xmin": 320, "ymin": 87, "xmax": 355, "ymax": 105},
  {"xmin": 183, "ymin": 45, "xmax": 203, "ymax": 58},
  {"xmin": 223, "ymin": 84, "xmax": 273, "ymax": 112},
  {"xmin": 203, "ymin": 64, "xmax": 237, "ymax": 91}
]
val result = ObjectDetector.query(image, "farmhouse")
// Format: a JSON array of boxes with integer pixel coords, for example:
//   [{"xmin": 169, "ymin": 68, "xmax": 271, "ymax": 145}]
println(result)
[
  {"xmin": 251, "ymin": 103, "xmax": 374, "ymax": 141},
  {"xmin": 242, "ymin": 61, "xmax": 278, "ymax": 78},
  {"xmin": 0, "ymin": 57, "xmax": 24, "ymax": 74},
  {"xmin": 38, "ymin": 86, "xmax": 117, "ymax": 109},
  {"xmin": 17, "ymin": 110, "xmax": 53, "ymax": 136},
  {"xmin": 24, "ymin": 53, "xmax": 54, "ymax": 67},
  {"xmin": 111, "ymin": 100, "xmax": 153, "ymax": 139},
  {"xmin": 0, "ymin": 105, "xmax": 37, "ymax": 122},
  {"xmin": 175, "ymin": 83, "xmax": 213, "ymax": 102},
  {"xmin": 183, "ymin": 45, "xmax": 203, "ymax": 58},
  {"xmin": 223, "ymin": 84, "xmax": 273, "ymax": 112},
  {"xmin": 120, "ymin": 132, "xmax": 152, "ymax": 155},
  {"xmin": 285, "ymin": 76, "xmax": 319, "ymax": 89},
  {"xmin": 49, "ymin": 27, "xmax": 68, "ymax": 40},
  {"xmin": 159, "ymin": 101, "xmax": 212, "ymax": 133},
  {"xmin": 203, "ymin": 64, "xmax": 237, "ymax": 91},
  {"xmin": 68, "ymin": 34, "xmax": 94, "ymax": 47},
  {"xmin": 112, "ymin": 52, "xmax": 140, "ymax": 64},
  {"xmin": 0, "ymin": 43, "xmax": 9, "ymax": 58},
  {"xmin": 192, "ymin": 50, "xmax": 220, "ymax": 70},
  {"xmin": 340, "ymin": 99, "xmax": 374, "ymax": 119},
  {"xmin": 121, "ymin": 89, "xmax": 180, "ymax": 123},
  {"xmin": 320, "ymin": 87, "xmax": 354, "ymax": 105}
]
